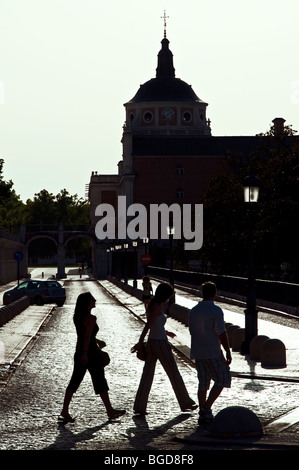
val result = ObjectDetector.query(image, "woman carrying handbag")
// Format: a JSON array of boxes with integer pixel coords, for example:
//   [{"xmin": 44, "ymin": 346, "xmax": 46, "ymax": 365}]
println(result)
[
  {"xmin": 59, "ymin": 292, "xmax": 125, "ymax": 423},
  {"xmin": 131, "ymin": 283, "xmax": 197, "ymax": 416}
]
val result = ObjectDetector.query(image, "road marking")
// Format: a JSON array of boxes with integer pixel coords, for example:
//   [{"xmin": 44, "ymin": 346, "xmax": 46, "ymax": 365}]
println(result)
[{"xmin": 265, "ymin": 407, "xmax": 299, "ymax": 433}]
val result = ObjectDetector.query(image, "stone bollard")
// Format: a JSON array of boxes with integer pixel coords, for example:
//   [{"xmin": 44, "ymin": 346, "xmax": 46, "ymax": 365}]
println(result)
[
  {"xmin": 261, "ymin": 339, "xmax": 286, "ymax": 368},
  {"xmin": 210, "ymin": 406, "xmax": 263, "ymax": 438},
  {"xmin": 250, "ymin": 335, "xmax": 270, "ymax": 361},
  {"xmin": 227, "ymin": 325, "xmax": 241, "ymax": 348},
  {"xmin": 168, "ymin": 304, "xmax": 189, "ymax": 326},
  {"xmin": 231, "ymin": 328, "xmax": 245, "ymax": 352}
]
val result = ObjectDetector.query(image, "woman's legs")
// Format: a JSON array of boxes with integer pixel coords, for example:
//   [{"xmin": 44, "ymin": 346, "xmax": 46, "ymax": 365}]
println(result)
[
  {"xmin": 60, "ymin": 359, "xmax": 86, "ymax": 422},
  {"xmin": 88, "ymin": 359, "xmax": 125, "ymax": 419},
  {"xmin": 100, "ymin": 391, "xmax": 126, "ymax": 419},
  {"xmin": 156, "ymin": 341, "xmax": 196, "ymax": 411},
  {"xmin": 60, "ymin": 388, "xmax": 76, "ymax": 422},
  {"xmin": 133, "ymin": 351, "xmax": 157, "ymax": 414}
]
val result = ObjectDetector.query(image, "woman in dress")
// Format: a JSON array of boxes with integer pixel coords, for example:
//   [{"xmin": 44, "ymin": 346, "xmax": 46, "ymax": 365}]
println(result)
[
  {"xmin": 60, "ymin": 292, "xmax": 125, "ymax": 423},
  {"xmin": 131, "ymin": 283, "xmax": 197, "ymax": 415}
]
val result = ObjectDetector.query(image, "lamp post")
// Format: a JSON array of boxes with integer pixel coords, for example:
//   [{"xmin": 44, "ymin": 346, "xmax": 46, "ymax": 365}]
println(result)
[
  {"xmin": 123, "ymin": 242, "xmax": 128, "ymax": 283},
  {"xmin": 110, "ymin": 246, "xmax": 114, "ymax": 276},
  {"xmin": 143, "ymin": 237, "xmax": 149, "ymax": 274},
  {"xmin": 167, "ymin": 223, "xmax": 175, "ymax": 287},
  {"xmin": 106, "ymin": 248, "xmax": 110, "ymax": 277},
  {"xmin": 241, "ymin": 174, "xmax": 261, "ymax": 355},
  {"xmin": 132, "ymin": 241, "xmax": 138, "ymax": 288},
  {"xmin": 115, "ymin": 244, "xmax": 121, "ymax": 280}
]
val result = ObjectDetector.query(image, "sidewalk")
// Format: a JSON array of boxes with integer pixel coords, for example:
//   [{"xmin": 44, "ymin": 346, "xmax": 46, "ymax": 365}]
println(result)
[{"xmin": 0, "ymin": 303, "xmax": 54, "ymax": 393}]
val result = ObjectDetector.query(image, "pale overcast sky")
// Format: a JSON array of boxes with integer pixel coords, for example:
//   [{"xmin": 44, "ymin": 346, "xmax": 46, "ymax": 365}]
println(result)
[{"xmin": 0, "ymin": 0, "xmax": 298, "ymax": 202}]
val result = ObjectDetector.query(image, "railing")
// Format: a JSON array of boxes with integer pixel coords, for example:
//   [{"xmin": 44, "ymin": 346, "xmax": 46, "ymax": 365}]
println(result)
[
  {"xmin": 131, "ymin": 128, "xmax": 206, "ymax": 136},
  {"xmin": 147, "ymin": 266, "xmax": 299, "ymax": 308}
]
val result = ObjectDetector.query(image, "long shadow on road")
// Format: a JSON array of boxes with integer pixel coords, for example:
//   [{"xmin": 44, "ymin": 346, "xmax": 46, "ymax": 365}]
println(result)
[{"xmin": 43, "ymin": 422, "xmax": 109, "ymax": 451}]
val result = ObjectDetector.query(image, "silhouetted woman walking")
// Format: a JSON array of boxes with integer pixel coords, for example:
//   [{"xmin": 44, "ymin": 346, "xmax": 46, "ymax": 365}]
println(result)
[
  {"xmin": 60, "ymin": 292, "xmax": 125, "ymax": 423},
  {"xmin": 131, "ymin": 283, "xmax": 197, "ymax": 415}
]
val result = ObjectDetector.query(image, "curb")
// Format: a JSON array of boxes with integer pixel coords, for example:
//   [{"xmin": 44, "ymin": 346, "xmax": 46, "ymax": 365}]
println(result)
[{"xmin": 0, "ymin": 296, "xmax": 30, "ymax": 327}]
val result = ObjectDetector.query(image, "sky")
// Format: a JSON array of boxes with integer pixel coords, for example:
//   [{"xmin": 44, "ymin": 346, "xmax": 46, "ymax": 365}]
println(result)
[{"xmin": 0, "ymin": 0, "xmax": 298, "ymax": 203}]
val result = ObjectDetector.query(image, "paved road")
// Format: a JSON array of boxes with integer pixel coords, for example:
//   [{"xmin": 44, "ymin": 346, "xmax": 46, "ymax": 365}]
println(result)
[
  {"xmin": 0, "ymin": 280, "xmax": 200, "ymax": 452},
  {"xmin": 0, "ymin": 275, "xmax": 299, "ymax": 455}
]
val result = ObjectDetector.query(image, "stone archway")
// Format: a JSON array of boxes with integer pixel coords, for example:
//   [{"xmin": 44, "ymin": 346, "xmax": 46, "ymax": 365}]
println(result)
[
  {"xmin": 21, "ymin": 224, "xmax": 100, "ymax": 279},
  {"xmin": 27, "ymin": 235, "xmax": 58, "ymax": 272}
]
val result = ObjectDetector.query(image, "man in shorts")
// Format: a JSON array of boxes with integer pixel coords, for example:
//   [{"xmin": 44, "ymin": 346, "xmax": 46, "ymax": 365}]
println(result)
[{"xmin": 189, "ymin": 281, "xmax": 232, "ymax": 423}]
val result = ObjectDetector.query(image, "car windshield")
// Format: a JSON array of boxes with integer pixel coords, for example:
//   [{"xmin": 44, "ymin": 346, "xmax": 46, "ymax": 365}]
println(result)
[{"xmin": 16, "ymin": 282, "xmax": 29, "ymax": 290}]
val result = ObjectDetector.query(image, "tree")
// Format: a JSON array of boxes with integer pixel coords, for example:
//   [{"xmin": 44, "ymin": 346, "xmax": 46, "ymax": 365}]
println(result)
[
  {"xmin": 0, "ymin": 159, "xmax": 25, "ymax": 231},
  {"xmin": 25, "ymin": 189, "xmax": 89, "ymax": 226},
  {"xmin": 25, "ymin": 189, "xmax": 90, "ymax": 261},
  {"xmin": 25, "ymin": 189, "xmax": 57, "ymax": 226},
  {"xmin": 199, "ymin": 124, "xmax": 299, "ymax": 280}
]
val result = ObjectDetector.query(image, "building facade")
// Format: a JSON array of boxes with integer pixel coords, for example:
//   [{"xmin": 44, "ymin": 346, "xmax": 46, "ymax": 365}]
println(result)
[{"xmin": 87, "ymin": 33, "xmax": 287, "ymax": 278}]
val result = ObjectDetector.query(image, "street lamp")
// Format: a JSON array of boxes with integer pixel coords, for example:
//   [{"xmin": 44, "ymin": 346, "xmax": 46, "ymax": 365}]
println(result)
[
  {"xmin": 123, "ymin": 243, "xmax": 128, "ymax": 283},
  {"xmin": 132, "ymin": 241, "xmax": 138, "ymax": 288},
  {"xmin": 115, "ymin": 244, "xmax": 121, "ymax": 280},
  {"xmin": 143, "ymin": 237, "xmax": 149, "ymax": 252},
  {"xmin": 143, "ymin": 237, "xmax": 149, "ymax": 274},
  {"xmin": 110, "ymin": 246, "xmax": 114, "ymax": 276},
  {"xmin": 243, "ymin": 174, "xmax": 260, "ymax": 203},
  {"xmin": 241, "ymin": 174, "xmax": 261, "ymax": 355},
  {"xmin": 167, "ymin": 223, "xmax": 175, "ymax": 287},
  {"xmin": 106, "ymin": 248, "xmax": 110, "ymax": 276}
]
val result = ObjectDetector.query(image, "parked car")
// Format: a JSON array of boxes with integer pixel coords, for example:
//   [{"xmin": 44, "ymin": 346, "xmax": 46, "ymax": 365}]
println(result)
[{"xmin": 3, "ymin": 280, "xmax": 66, "ymax": 307}]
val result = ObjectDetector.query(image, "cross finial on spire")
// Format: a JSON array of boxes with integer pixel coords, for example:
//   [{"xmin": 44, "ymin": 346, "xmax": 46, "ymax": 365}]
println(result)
[{"xmin": 161, "ymin": 10, "xmax": 169, "ymax": 38}]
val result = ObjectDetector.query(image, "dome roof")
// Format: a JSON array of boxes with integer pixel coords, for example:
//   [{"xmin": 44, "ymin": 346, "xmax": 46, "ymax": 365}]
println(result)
[
  {"xmin": 129, "ymin": 76, "xmax": 202, "ymax": 103},
  {"xmin": 126, "ymin": 38, "xmax": 206, "ymax": 104}
]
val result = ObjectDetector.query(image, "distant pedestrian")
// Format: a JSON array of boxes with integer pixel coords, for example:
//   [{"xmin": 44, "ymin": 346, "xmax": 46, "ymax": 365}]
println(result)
[
  {"xmin": 59, "ymin": 292, "xmax": 125, "ymax": 423},
  {"xmin": 131, "ymin": 282, "xmax": 197, "ymax": 415},
  {"xmin": 189, "ymin": 281, "xmax": 231, "ymax": 423},
  {"xmin": 142, "ymin": 275, "xmax": 153, "ymax": 311}
]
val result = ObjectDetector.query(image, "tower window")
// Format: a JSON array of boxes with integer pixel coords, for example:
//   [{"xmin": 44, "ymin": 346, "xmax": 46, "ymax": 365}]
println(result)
[
  {"xmin": 182, "ymin": 111, "xmax": 192, "ymax": 122},
  {"xmin": 143, "ymin": 111, "xmax": 153, "ymax": 122}
]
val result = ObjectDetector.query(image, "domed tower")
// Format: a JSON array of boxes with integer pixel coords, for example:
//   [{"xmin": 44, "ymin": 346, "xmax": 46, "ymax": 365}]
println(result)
[
  {"xmin": 123, "ymin": 36, "xmax": 211, "ymax": 138},
  {"xmin": 120, "ymin": 32, "xmax": 211, "ymax": 208}
]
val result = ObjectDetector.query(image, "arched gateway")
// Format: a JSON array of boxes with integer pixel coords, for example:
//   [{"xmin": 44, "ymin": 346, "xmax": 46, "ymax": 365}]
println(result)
[{"xmin": 20, "ymin": 224, "xmax": 108, "ymax": 279}]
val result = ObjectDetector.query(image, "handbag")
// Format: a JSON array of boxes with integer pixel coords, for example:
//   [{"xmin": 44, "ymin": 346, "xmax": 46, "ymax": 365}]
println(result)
[
  {"xmin": 136, "ymin": 342, "xmax": 147, "ymax": 361},
  {"xmin": 98, "ymin": 348, "xmax": 110, "ymax": 367},
  {"xmin": 96, "ymin": 339, "xmax": 110, "ymax": 367}
]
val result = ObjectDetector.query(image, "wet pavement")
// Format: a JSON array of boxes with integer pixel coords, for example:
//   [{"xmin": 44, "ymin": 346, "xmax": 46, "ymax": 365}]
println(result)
[{"xmin": 0, "ymin": 269, "xmax": 299, "ymax": 455}]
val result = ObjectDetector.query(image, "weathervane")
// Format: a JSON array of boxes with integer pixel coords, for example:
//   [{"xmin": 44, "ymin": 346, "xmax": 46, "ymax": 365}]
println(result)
[{"xmin": 161, "ymin": 10, "xmax": 169, "ymax": 38}]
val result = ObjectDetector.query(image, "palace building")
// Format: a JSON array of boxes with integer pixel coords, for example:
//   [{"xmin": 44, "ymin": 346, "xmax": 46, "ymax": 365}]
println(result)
[{"xmin": 87, "ymin": 23, "xmax": 288, "ymax": 278}]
